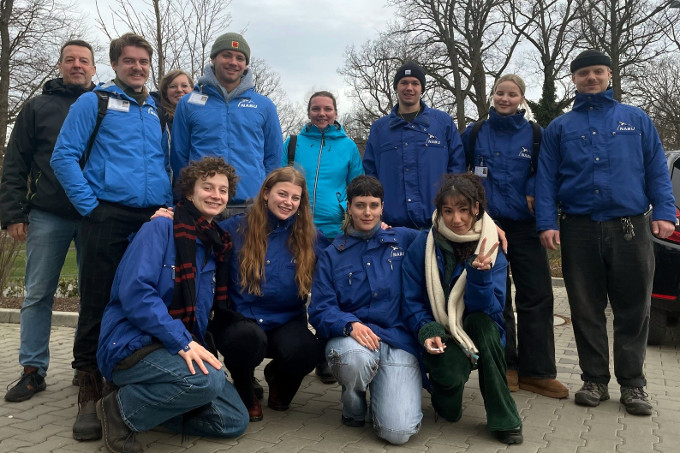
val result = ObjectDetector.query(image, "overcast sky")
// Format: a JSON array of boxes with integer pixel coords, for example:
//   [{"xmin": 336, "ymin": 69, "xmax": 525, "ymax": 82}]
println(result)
[{"xmin": 88, "ymin": 0, "xmax": 397, "ymax": 112}]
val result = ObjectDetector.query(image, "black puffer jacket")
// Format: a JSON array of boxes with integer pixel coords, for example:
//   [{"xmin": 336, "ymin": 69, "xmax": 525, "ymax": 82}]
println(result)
[{"xmin": 0, "ymin": 78, "xmax": 94, "ymax": 228}]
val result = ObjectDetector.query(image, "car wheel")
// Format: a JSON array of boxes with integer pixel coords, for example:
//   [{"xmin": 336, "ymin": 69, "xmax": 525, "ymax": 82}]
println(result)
[{"xmin": 648, "ymin": 306, "xmax": 667, "ymax": 345}]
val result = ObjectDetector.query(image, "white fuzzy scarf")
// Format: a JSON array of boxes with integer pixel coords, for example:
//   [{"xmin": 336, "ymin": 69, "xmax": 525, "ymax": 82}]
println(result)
[{"xmin": 425, "ymin": 211, "xmax": 499, "ymax": 358}]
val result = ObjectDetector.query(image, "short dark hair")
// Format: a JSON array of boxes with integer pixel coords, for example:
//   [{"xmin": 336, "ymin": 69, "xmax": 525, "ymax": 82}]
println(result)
[
  {"xmin": 109, "ymin": 33, "xmax": 153, "ymax": 63},
  {"xmin": 346, "ymin": 175, "xmax": 384, "ymax": 204},
  {"xmin": 433, "ymin": 173, "xmax": 487, "ymax": 233},
  {"xmin": 59, "ymin": 40, "xmax": 94, "ymax": 63},
  {"xmin": 307, "ymin": 91, "xmax": 337, "ymax": 114},
  {"xmin": 176, "ymin": 157, "xmax": 239, "ymax": 201}
]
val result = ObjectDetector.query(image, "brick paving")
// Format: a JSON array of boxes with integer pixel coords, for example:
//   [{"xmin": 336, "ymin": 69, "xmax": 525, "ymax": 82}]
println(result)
[{"xmin": 1, "ymin": 286, "xmax": 679, "ymax": 452}]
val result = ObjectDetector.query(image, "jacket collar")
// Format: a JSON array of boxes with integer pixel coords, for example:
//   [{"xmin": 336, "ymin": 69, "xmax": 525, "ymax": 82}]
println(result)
[
  {"xmin": 487, "ymin": 107, "xmax": 528, "ymax": 131},
  {"xmin": 388, "ymin": 100, "xmax": 431, "ymax": 129},
  {"xmin": 572, "ymin": 88, "xmax": 617, "ymax": 112},
  {"xmin": 266, "ymin": 209, "xmax": 297, "ymax": 232},
  {"xmin": 301, "ymin": 121, "xmax": 346, "ymax": 139},
  {"xmin": 333, "ymin": 227, "xmax": 399, "ymax": 252}
]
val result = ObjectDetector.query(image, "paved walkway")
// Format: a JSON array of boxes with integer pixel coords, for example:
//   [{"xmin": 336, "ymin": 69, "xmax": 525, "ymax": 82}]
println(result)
[{"xmin": 1, "ymin": 287, "xmax": 679, "ymax": 452}]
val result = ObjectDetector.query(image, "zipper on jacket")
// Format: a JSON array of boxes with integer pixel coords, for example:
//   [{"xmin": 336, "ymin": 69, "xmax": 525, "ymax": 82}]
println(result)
[
  {"xmin": 348, "ymin": 272, "xmax": 353, "ymax": 286},
  {"xmin": 312, "ymin": 132, "xmax": 325, "ymax": 216}
]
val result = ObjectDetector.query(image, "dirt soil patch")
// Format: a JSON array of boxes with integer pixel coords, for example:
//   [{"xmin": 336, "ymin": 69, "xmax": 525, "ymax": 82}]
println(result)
[{"xmin": 0, "ymin": 296, "xmax": 79, "ymax": 312}]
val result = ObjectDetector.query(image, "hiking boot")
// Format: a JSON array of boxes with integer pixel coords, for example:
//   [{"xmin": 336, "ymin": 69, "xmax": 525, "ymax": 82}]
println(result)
[
  {"xmin": 574, "ymin": 381, "xmax": 609, "ymax": 407},
  {"xmin": 73, "ymin": 369, "xmax": 103, "ymax": 441},
  {"xmin": 493, "ymin": 426, "xmax": 523, "ymax": 445},
  {"xmin": 519, "ymin": 377, "xmax": 569, "ymax": 399},
  {"xmin": 264, "ymin": 362, "xmax": 290, "ymax": 411},
  {"xmin": 96, "ymin": 390, "xmax": 142, "ymax": 453},
  {"xmin": 248, "ymin": 395, "xmax": 263, "ymax": 422},
  {"xmin": 506, "ymin": 369, "xmax": 519, "ymax": 392},
  {"xmin": 4, "ymin": 366, "xmax": 46, "ymax": 402},
  {"xmin": 620, "ymin": 386, "xmax": 653, "ymax": 416}
]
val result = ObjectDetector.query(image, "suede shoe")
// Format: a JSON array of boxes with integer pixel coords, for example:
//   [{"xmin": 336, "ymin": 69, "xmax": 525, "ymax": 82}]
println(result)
[
  {"xmin": 96, "ymin": 390, "xmax": 142, "ymax": 453},
  {"xmin": 574, "ymin": 381, "xmax": 609, "ymax": 407},
  {"xmin": 519, "ymin": 377, "xmax": 569, "ymax": 399},
  {"xmin": 5, "ymin": 367, "xmax": 46, "ymax": 402},
  {"xmin": 341, "ymin": 415, "xmax": 365, "ymax": 428},
  {"xmin": 248, "ymin": 395, "xmax": 263, "ymax": 422},
  {"xmin": 620, "ymin": 386, "xmax": 653, "ymax": 416},
  {"xmin": 493, "ymin": 426, "xmax": 523, "ymax": 445},
  {"xmin": 506, "ymin": 369, "xmax": 519, "ymax": 392},
  {"xmin": 73, "ymin": 369, "xmax": 103, "ymax": 441}
]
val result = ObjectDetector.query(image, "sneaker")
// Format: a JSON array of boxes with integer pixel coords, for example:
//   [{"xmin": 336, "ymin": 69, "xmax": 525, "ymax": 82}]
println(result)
[
  {"xmin": 506, "ymin": 369, "xmax": 519, "ymax": 392},
  {"xmin": 574, "ymin": 381, "xmax": 610, "ymax": 407},
  {"xmin": 620, "ymin": 386, "xmax": 653, "ymax": 416},
  {"xmin": 4, "ymin": 367, "xmax": 46, "ymax": 402},
  {"xmin": 519, "ymin": 377, "xmax": 569, "ymax": 399}
]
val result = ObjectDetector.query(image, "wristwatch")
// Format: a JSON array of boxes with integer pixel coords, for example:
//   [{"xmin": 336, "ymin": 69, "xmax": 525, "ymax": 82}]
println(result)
[{"xmin": 343, "ymin": 322, "xmax": 353, "ymax": 337}]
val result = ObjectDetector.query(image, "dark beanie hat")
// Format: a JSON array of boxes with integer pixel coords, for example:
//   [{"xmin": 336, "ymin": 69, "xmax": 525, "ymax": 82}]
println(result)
[
  {"xmin": 210, "ymin": 32, "xmax": 250, "ymax": 64},
  {"xmin": 393, "ymin": 62, "xmax": 426, "ymax": 90},
  {"xmin": 570, "ymin": 50, "xmax": 611, "ymax": 73}
]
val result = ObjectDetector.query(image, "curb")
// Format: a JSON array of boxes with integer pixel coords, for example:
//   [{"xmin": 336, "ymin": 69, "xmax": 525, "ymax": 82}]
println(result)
[{"xmin": 0, "ymin": 308, "xmax": 78, "ymax": 328}]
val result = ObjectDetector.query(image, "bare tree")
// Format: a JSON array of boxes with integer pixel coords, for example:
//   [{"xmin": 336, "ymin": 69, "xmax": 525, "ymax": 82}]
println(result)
[{"xmin": 95, "ymin": 0, "xmax": 232, "ymax": 88}]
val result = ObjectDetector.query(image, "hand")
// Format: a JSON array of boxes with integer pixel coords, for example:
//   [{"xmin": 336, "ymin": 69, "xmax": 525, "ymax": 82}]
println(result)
[
  {"xmin": 471, "ymin": 237, "xmax": 499, "ymax": 271},
  {"xmin": 651, "ymin": 219, "xmax": 675, "ymax": 239},
  {"xmin": 495, "ymin": 225, "xmax": 508, "ymax": 253},
  {"xmin": 423, "ymin": 336, "xmax": 446, "ymax": 355},
  {"xmin": 526, "ymin": 195, "xmax": 535, "ymax": 215},
  {"xmin": 539, "ymin": 229, "xmax": 560, "ymax": 250},
  {"xmin": 177, "ymin": 340, "xmax": 222, "ymax": 375},
  {"xmin": 380, "ymin": 221, "xmax": 391, "ymax": 229},
  {"xmin": 350, "ymin": 322, "xmax": 381, "ymax": 351},
  {"xmin": 152, "ymin": 206, "xmax": 174, "ymax": 220},
  {"xmin": 7, "ymin": 223, "xmax": 28, "ymax": 242}
]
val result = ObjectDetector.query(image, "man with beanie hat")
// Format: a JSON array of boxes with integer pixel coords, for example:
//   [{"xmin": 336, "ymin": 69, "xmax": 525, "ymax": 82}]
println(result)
[
  {"xmin": 172, "ymin": 32, "xmax": 282, "ymax": 210},
  {"xmin": 363, "ymin": 62, "xmax": 465, "ymax": 229},
  {"xmin": 536, "ymin": 49, "xmax": 676, "ymax": 416}
]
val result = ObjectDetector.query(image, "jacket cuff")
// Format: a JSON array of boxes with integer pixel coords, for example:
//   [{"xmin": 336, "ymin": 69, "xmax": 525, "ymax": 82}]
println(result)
[{"xmin": 418, "ymin": 321, "xmax": 447, "ymax": 346}]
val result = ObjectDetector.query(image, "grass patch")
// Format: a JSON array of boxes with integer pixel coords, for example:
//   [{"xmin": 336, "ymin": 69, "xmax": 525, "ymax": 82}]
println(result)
[{"xmin": 9, "ymin": 242, "xmax": 78, "ymax": 280}]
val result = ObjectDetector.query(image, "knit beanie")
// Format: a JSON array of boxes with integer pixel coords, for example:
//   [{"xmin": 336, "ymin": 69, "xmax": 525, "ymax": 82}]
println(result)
[
  {"xmin": 570, "ymin": 50, "xmax": 611, "ymax": 73},
  {"xmin": 393, "ymin": 62, "xmax": 426, "ymax": 91},
  {"xmin": 210, "ymin": 33, "xmax": 250, "ymax": 64}
]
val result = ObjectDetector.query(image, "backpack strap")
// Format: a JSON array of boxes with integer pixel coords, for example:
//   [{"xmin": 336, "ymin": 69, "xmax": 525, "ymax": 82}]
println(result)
[
  {"xmin": 465, "ymin": 120, "xmax": 485, "ymax": 171},
  {"xmin": 80, "ymin": 91, "xmax": 109, "ymax": 169},
  {"xmin": 529, "ymin": 120, "xmax": 542, "ymax": 174},
  {"xmin": 287, "ymin": 135, "xmax": 298, "ymax": 166}
]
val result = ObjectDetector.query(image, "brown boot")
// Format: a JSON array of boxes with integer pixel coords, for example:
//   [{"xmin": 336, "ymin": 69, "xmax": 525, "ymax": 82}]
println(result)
[
  {"xmin": 96, "ymin": 390, "xmax": 142, "ymax": 453},
  {"xmin": 519, "ymin": 377, "xmax": 569, "ymax": 399},
  {"xmin": 73, "ymin": 369, "xmax": 103, "ymax": 441},
  {"xmin": 506, "ymin": 369, "xmax": 519, "ymax": 392}
]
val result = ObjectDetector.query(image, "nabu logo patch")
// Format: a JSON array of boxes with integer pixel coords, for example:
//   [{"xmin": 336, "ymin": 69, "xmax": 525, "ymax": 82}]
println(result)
[
  {"xmin": 390, "ymin": 246, "xmax": 404, "ymax": 258},
  {"xmin": 238, "ymin": 100, "xmax": 257, "ymax": 109},
  {"xmin": 617, "ymin": 121, "xmax": 635, "ymax": 132},
  {"xmin": 426, "ymin": 133, "xmax": 441, "ymax": 145},
  {"xmin": 518, "ymin": 147, "xmax": 531, "ymax": 159},
  {"xmin": 147, "ymin": 107, "xmax": 159, "ymax": 119}
]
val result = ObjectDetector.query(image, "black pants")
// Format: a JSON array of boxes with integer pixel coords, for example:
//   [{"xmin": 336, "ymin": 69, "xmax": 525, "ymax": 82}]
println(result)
[
  {"xmin": 72, "ymin": 201, "xmax": 158, "ymax": 370},
  {"xmin": 211, "ymin": 316, "xmax": 321, "ymax": 408},
  {"xmin": 497, "ymin": 218, "xmax": 557, "ymax": 379},
  {"xmin": 560, "ymin": 213, "xmax": 653, "ymax": 387}
]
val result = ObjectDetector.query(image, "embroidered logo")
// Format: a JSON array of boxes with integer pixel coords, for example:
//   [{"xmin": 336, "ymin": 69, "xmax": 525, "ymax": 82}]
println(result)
[
  {"xmin": 405, "ymin": 69, "xmax": 412, "ymax": 75},
  {"xmin": 238, "ymin": 99, "xmax": 258, "ymax": 109},
  {"xmin": 231, "ymin": 40, "xmax": 239, "ymax": 49},
  {"xmin": 426, "ymin": 133, "xmax": 441, "ymax": 145},
  {"xmin": 147, "ymin": 107, "xmax": 159, "ymax": 119},
  {"xmin": 617, "ymin": 121, "xmax": 636, "ymax": 132},
  {"xmin": 390, "ymin": 246, "xmax": 404, "ymax": 258},
  {"xmin": 518, "ymin": 147, "xmax": 531, "ymax": 159}
]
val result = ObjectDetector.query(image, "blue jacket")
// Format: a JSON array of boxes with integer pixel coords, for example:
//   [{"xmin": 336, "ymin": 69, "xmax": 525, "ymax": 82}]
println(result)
[
  {"xmin": 220, "ymin": 212, "xmax": 325, "ymax": 331},
  {"xmin": 283, "ymin": 122, "xmax": 364, "ymax": 239},
  {"xmin": 462, "ymin": 109, "xmax": 538, "ymax": 221},
  {"xmin": 309, "ymin": 227, "xmax": 420, "ymax": 356},
  {"xmin": 363, "ymin": 101, "xmax": 466, "ymax": 229},
  {"xmin": 171, "ymin": 68, "xmax": 283, "ymax": 203},
  {"xmin": 536, "ymin": 89, "xmax": 676, "ymax": 231},
  {"xmin": 97, "ymin": 218, "xmax": 216, "ymax": 380},
  {"xmin": 50, "ymin": 82, "xmax": 171, "ymax": 216},
  {"xmin": 401, "ymin": 231, "xmax": 508, "ymax": 348}
]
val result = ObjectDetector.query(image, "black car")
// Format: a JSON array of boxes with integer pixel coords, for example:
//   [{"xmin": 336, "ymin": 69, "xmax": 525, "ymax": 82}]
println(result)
[{"xmin": 648, "ymin": 150, "xmax": 680, "ymax": 345}]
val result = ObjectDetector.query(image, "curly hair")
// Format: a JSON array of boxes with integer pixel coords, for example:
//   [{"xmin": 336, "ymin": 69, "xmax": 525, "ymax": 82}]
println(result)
[
  {"xmin": 239, "ymin": 167, "xmax": 317, "ymax": 297},
  {"xmin": 176, "ymin": 157, "xmax": 239, "ymax": 201},
  {"xmin": 159, "ymin": 69, "xmax": 194, "ymax": 120}
]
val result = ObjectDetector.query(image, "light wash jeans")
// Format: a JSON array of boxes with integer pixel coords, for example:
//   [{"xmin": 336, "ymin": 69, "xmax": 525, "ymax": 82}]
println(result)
[
  {"xmin": 112, "ymin": 348, "xmax": 249, "ymax": 437},
  {"xmin": 19, "ymin": 209, "xmax": 80, "ymax": 376},
  {"xmin": 326, "ymin": 337, "xmax": 422, "ymax": 445}
]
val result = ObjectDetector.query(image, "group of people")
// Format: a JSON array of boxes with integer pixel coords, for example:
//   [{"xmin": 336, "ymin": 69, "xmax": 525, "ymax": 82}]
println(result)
[{"xmin": 0, "ymin": 25, "xmax": 676, "ymax": 453}]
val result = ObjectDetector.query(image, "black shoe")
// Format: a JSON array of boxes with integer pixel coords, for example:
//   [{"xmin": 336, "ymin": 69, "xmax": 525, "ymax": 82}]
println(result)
[
  {"xmin": 73, "ymin": 369, "xmax": 103, "ymax": 441},
  {"xmin": 252, "ymin": 376, "xmax": 264, "ymax": 400},
  {"xmin": 574, "ymin": 381, "xmax": 610, "ymax": 407},
  {"xmin": 315, "ymin": 362, "xmax": 336, "ymax": 384},
  {"xmin": 96, "ymin": 390, "xmax": 142, "ymax": 453},
  {"xmin": 620, "ymin": 386, "xmax": 653, "ymax": 416},
  {"xmin": 5, "ymin": 367, "xmax": 46, "ymax": 402},
  {"xmin": 493, "ymin": 426, "xmax": 523, "ymax": 445},
  {"xmin": 341, "ymin": 415, "xmax": 365, "ymax": 428},
  {"xmin": 72, "ymin": 373, "xmax": 79, "ymax": 386},
  {"xmin": 264, "ymin": 362, "xmax": 290, "ymax": 411}
]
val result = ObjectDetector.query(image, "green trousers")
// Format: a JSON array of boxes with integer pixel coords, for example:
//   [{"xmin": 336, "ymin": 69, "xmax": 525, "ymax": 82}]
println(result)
[{"xmin": 423, "ymin": 312, "xmax": 521, "ymax": 431}]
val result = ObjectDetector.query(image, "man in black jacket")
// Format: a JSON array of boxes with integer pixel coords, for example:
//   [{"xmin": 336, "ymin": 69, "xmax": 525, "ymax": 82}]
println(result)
[{"xmin": 0, "ymin": 40, "xmax": 96, "ymax": 402}]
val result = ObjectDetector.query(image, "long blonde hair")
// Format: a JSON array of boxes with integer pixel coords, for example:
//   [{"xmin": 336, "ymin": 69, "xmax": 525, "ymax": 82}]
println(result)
[{"xmin": 239, "ymin": 167, "xmax": 317, "ymax": 297}]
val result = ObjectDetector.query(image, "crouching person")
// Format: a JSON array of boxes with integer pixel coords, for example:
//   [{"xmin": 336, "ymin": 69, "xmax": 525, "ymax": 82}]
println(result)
[
  {"xmin": 309, "ymin": 175, "xmax": 422, "ymax": 445},
  {"xmin": 96, "ymin": 157, "xmax": 248, "ymax": 453}
]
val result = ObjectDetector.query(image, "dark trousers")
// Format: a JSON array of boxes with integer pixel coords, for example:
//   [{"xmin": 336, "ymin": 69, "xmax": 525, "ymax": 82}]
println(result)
[
  {"xmin": 560, "ymin": 213, "xmax": 653, "ymax": 387},
  {"xmin": 424, "ymin": 312, "xmax": 521, "ymax": 431},
  {"xmin": 212, "ymin": 317, "xmax": 321, "ymax": 408},
  {"xmin": 72, "ymin": 201, "xmax": 158, "ymax": 370},
  {"xmin": 497, "ymin": 218, "xmax": 556, "ymax": 378}
]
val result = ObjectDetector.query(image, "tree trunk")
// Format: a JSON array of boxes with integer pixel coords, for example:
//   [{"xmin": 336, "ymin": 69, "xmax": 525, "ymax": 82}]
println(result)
[{"xmin": 0, "ymin": 0, "xmax": 14, "ymax": 163}]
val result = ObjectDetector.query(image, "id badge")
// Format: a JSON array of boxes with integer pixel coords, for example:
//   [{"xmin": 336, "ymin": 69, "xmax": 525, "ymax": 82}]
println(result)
[
  {"xmin": 474, "ymin": 166, "xmax": 488, "ymax": 178},
  {"xmin": 188, "ymin": 93, "xmax": 208, "ymax": 106},
  {"xmin": 107, "ymin": 97, "xmax": 130, "ymax": 112}
]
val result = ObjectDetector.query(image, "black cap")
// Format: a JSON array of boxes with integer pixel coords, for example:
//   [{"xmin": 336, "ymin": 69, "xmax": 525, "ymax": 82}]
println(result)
[
  {"xmin": 393, "ymin": 62, "xmax": 426, "ymax": 91},
  {"xmin": 570, "ymin": 50, "xmax": 611, "ymax": 73}
]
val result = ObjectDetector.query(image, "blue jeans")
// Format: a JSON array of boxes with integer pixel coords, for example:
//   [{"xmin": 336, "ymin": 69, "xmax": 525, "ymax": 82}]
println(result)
[
  {"xmin": 112, "ymin": 348, "xmax": 248, "ymax": 437},
  {"xmin": 326, "ymin": 337, "xmax": 422, "ymax": 445},
  {"xmin": 19, "ymin": 209, "xmax": 80, "ymax": 376}
]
